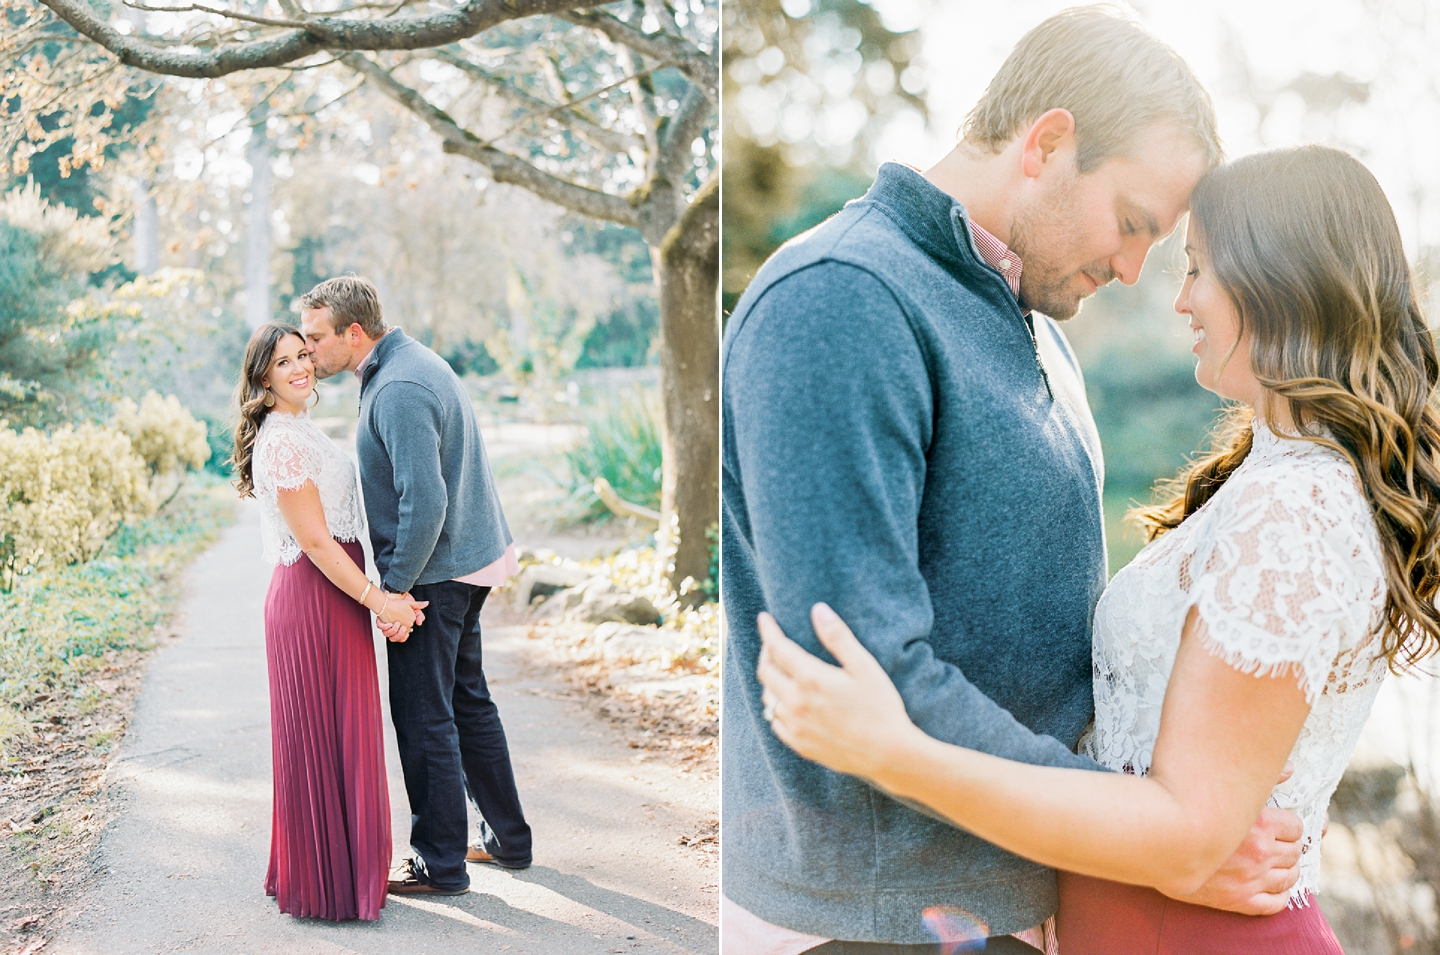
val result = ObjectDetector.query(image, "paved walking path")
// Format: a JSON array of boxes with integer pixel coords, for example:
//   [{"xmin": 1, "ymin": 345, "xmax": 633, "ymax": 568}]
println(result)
[{"xmin": 49, "ymin": 501, "xmax": 718, "ymax": 954}]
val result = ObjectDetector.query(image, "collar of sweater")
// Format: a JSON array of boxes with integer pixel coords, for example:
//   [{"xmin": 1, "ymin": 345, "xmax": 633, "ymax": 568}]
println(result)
[
  {"xmin": 359, "ymin": 327, "xmax": 409, "ymax": 392},
  {"xmin": 863, "ymin": 162, "xmax": 992, "ymax": 276}
]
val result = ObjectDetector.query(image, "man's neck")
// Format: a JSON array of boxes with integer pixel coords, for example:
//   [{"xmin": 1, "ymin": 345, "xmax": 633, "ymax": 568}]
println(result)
[
  {"xmin": 350, "ymin": 331, "xmax": 385, "ymax": 374},
  {"xmin": 921, "ymin": 142, "xmax": 1020, "ymax": 247}
]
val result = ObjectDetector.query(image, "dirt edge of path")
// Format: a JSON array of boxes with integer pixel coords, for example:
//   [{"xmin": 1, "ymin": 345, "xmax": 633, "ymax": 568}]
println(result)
[{"xmin": 0, "ymin": 619, "xmax": 186, "ymax": 955}]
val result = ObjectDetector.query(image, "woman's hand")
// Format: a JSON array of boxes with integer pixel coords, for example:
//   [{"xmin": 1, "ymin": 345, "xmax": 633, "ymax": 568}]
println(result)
[
  {"xmin": 376, "ymin": 592, "xmax": 427, "ymax": 642},
  {"xmin": 756, "ymin": 603, "xmax": 920, "ymax": 782}
]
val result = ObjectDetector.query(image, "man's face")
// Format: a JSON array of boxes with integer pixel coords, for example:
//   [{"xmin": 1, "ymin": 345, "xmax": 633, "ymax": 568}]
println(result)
[
  {"xmin": 1010, "ymin": 124, "xmax": 1209, "ymax": 320},
  {"xmin": 300, "ymin": 306, "xmax": 355, "ymax": 379}
]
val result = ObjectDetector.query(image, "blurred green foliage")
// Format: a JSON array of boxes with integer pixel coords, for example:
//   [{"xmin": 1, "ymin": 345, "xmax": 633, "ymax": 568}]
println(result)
[
  {"xmin": 723, "ymin": 0, "xmax": 926, "ymax": 314},
  {"xmin": 442, "ymin": 338, "xmax": 502, "ymax": 378},
  {"xmin": 0, "ymin": 213, "xmax": 119, "ymax": 427},
  {"xmin": 705, "ymin": 522, "xmax": 719, "ymax": 601},
  {"xmin": 5, "ymin": 86, "xmax": 157, "ymax": 227},
  {"xmin": 1065, "ymin": 236, "xmax": 1228, "ymax": 572},
  {"xmin": 193, "ymin": 412, "xmax": 236, "ymax": 477},
  {"xmin": 556, "ymin": 390, "xmax": 664, "ymax": 523},
  {"xmin": 568, "ymin": 217, "xmax": 659, "ymax": 369}
]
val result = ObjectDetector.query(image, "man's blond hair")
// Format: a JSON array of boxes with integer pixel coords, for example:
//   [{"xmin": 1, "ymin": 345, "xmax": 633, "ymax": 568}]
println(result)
[
  {"xmin": 963, "ymin": 5, "xmax": 1222, "ymax": 172},
  {"xmin": 298, "ymin": 276, "xmax": 387, "ymax": 338}
]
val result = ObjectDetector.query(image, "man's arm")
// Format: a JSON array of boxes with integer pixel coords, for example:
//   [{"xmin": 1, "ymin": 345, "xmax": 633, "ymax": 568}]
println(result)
[
  {"xmin": 731, "ymin": 261, "xmax": 1304, "ymax": 912},
  {"xmin": 728, "ymin": 261, "xmax": 1095, "ymax": 771},
  {"xmin": 371, "ymin": 380, "xmax": 448, "ymax": 594}
]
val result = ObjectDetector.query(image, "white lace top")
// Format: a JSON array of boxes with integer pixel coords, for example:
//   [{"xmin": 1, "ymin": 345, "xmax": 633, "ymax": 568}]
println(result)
[
  {"xmin": 1082, "ymin": 419, "xmax": 1388, "ymax": 903},
  {"xmin": 251, "ymin": 410, "xmax": 366, "ymax": 566}
]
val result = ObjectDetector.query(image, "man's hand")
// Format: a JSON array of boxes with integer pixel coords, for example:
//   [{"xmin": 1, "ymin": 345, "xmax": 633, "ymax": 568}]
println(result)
[
  {"xmin": 376, "ymin": 592, "xmax": 428, "ymax": 643},
  {"xmin": 399, "ymin": 592, "xmax": 426, "ymax": 627},
  {"xmin": 1163, "ymin": 763, "xmax": 1303, "ymax": 915}
]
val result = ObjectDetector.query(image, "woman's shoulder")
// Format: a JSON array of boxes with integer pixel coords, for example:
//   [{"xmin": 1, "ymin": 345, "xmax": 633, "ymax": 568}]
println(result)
[
  {"xmin": 1195, "ymin": 428, "xmax": 1382, "ymax": 590},
  {"xmin": 256, "ymin": 409, "xmax": 310, "ymax": 439},
  {"xmin": 1216, "ymin": 427, "xmax": 1372, "ymax": 527},
  {"xmin": 1195, "ymin": 430, "xmax": 1385, "ymax": 610},
  {"xmin": 253, "ymin": 412, "xmax": 331, "ymax": 483}
]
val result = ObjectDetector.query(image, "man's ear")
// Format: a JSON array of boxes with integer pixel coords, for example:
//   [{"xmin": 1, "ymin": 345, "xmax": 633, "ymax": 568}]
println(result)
[
  {"xmin": 348, "ymin": 323, "xmax": 364, "ymax": 345},
  {"xmin": 1020, "ymin": 108, "xmax": 1077, "ymax": 180}
]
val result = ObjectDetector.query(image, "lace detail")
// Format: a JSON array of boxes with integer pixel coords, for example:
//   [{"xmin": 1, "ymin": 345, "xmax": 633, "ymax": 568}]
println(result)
[
  {"xmin": 1082, "ymin": 419, "xmax": 1388, "ymax": 903},
  {"xmin": 252, "ymin": 411, "xmax": 365, "ymax": 566}
]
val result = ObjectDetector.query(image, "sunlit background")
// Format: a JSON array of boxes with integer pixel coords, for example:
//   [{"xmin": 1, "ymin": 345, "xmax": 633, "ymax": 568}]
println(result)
[{"xmin": 723, "ymin": 1, "xmax": 1440, "ymax": 948}]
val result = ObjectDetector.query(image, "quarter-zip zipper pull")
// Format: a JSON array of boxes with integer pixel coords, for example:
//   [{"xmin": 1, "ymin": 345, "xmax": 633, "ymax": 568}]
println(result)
[
  {"xmin": 1022, "ymin": 314, "xmax": 1054, "ymax": 401},
  {"xmin": 952, "ymin": 209, "xmax": 1053, "ymax": 402}
]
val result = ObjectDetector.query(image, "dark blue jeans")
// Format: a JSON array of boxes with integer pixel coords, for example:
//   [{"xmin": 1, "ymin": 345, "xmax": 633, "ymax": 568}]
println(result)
[{"xmin": 387, "ymin": 581, "xmax": 532, "ymax": 890}]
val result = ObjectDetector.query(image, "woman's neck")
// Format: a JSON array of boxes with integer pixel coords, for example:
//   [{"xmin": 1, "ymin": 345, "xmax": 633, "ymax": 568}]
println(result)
[
  {"xmin": 273, "ymin": 396, "xmax": 307, "ymax": 417},
  {"xmin": 1254, "ymin": 392, "xmax": 1297, "ymax": 433}
]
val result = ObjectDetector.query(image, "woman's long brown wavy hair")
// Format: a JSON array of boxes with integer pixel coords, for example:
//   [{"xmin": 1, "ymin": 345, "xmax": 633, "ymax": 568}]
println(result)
[
  {"xmin": 1132, "ymin": 145, "xmax": 1440, "ymax": 672},
  {"xmin": 231, "ymin": 322, "xmax": 308, "ymax": 499}
]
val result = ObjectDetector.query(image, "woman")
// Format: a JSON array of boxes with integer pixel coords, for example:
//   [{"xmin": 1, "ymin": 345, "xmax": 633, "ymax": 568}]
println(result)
[
  {"xmin": 756, "ymin": 145, "xmax": 1440, "ymax": 951},
  {"xmin": 232, "ymin": 323, "xmax": 423, "ymax": 920}
]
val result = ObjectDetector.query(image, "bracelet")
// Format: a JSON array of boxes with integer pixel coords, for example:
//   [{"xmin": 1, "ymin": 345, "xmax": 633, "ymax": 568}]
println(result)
[
  {"xmin": 359, "ymin": 581, "xmax": 374, "ymax": 608},
  {"xmin": 378, "ymin": 594, "xmax": 390, "ymax": 618}
]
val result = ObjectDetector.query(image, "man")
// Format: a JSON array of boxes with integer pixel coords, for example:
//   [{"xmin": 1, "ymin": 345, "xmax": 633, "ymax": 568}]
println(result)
[
  {"xmin": 300, "ymin": 276, "xmax": 533, "ymax": 894},
  {"xmin": 721, "ymin": 9, "xmax": 1302, "ymax": 953}
]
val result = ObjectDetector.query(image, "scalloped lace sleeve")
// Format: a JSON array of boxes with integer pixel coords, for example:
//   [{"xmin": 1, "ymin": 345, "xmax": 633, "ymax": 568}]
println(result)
[
  {"xmin": 1187, "ymin": 465, "xmax": 1380, "ymax": 703},
  {"xmin": 256, "ymin": 424, "xmax": 323, "ymax": 492},
  {"xmin": 251, "ymin": 413, "xmax": 365, "ymax": 566}
]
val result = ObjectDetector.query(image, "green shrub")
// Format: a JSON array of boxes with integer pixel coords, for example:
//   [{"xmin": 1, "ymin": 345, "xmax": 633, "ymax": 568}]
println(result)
[
  {"xmin": 111, "ymin": 392, "xmax": 210, "ymax": 483},
  {"xmin": 0, "ymin": 488, "xmax": 232, "ymax": 748},
  {"xmin": 557, "ymin": 390, "xmax": 663, "ymax": 522},
  {"xmin": 0, "ymin": 423, "xmax": 155, "ymax": 589}
]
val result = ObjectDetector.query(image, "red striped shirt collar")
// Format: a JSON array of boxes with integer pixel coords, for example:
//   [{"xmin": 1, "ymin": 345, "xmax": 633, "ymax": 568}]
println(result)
[{"xmin": 968, "ymin": 220, "xmax": 1023, "ymax": 301}]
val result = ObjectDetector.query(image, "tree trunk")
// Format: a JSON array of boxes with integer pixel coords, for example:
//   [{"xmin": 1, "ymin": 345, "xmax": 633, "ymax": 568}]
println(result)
[
  {"xmin": 132, "ymin": 174, "xmax": 159, "ymax": 274},
  {"xmin": 244, "ymin": 103, "xmax": 273, "ymax": 329},
  {"xmin": 654, "ymin": 176, "xmax": 719, "ymax": 604}
]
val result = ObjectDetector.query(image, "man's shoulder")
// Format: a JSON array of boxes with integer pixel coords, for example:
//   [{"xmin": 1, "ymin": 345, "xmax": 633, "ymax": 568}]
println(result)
[
  {"xmin": 746, "ymin": 200, "xmax": 905, "ymax": 294},
  {"xmin": 369, "ymin": 338, "xmax": 457, "ymax": 397},
  {"xmin": 728, "ymin": 217, "xmax": 1007, "ymax": 376}
]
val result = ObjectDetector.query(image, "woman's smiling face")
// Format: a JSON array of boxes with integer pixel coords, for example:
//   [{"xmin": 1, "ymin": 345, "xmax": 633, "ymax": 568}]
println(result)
[
  {"xmin": 1175, "ymin": 221, "xmax": 1262, "ymax": 406},
  {"xmin": 261, "ymin": 333, "xmax": 315, "ymax": 412}
]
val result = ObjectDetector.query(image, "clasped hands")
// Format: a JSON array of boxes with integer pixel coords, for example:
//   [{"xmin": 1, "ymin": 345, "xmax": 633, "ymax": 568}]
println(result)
[
  {"xmin": 375, "ymin": 592, "xmax": 429, "ymax": 642},
  {"xmin": 756, "ymin": 603, "xmax": 1307, "ymax": 917}
]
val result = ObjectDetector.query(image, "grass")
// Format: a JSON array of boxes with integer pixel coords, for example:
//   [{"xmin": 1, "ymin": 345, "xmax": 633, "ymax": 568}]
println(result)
[{"xmin": 0, "ymin": 483, "xmax": 234, "ymax": 752}]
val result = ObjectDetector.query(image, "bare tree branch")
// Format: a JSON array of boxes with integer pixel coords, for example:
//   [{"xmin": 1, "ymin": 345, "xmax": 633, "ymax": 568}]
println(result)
[
  {"xmin": 644, "ymin": 0, "xmax": 680, "ymax": 39},
  {"xmin": 274, "ymin": 53, "xmax": 342, "ymax": 70},
  {"xmin": 274, "ymin": 77, "xmax": 365, "ymax": 117},
  {"xmin": 609, "ymin": 40, "xmax": 658, "ymax": 181},
  {"xmin": 656, "ymin": 81, "xmax": 709, "ymax": 186},
  {"xmin": 559, "ymin": 8, "xmax": 716, "ymax": 105},
  {"xmin": 121, "ymin": 0, "xmax": 312, "ymax": 29},
  {"xmin": 34, "ymin": 0, "xmax": 610, "ymax": 78},
  {"xmin": 430, "ymin": 48, "xmax": 642, "ymax": 154},
  {"xmin": 342, "ymin": 52, "xmax": 642, "ymax": 229}
]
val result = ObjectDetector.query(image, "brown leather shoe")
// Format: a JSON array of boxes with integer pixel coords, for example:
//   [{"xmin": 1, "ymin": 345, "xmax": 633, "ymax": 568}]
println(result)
[
  {"xmin": 466, "ymin": 845, "xmax": 531, "ymax": 870},
  {"xmin": 387, "ymin": 858, "xmax": 469, "ymax": 896}
]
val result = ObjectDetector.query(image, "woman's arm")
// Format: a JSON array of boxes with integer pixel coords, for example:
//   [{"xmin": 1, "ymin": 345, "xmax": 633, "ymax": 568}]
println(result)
[
  {"xmin": 757, "ymin": 603, "xmax": 1310, "ymax": 898},
  {"xmin": 276, "ymin": 482, "xmax": 426, "ymax": 639}
]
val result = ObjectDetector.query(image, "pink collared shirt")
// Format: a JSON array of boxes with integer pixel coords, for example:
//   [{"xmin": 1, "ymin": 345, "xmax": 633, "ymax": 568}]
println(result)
[
  {"xmin": 354, "ymin": 328, "xmax": 518, "ymax": 588},
  {"xmin": 721, "ymin": 222, "xmax": 1058, "ymax": 955}
]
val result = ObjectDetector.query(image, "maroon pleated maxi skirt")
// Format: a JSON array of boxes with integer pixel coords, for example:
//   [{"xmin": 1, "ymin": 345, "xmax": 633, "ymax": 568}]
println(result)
[
  {"xmin": 263, "ymin": 540, "xmax": 390, "ymax": 921},
  {"xmin": 1056, "ymin": 873, "xmax": 1343, "ymax": 954}
]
